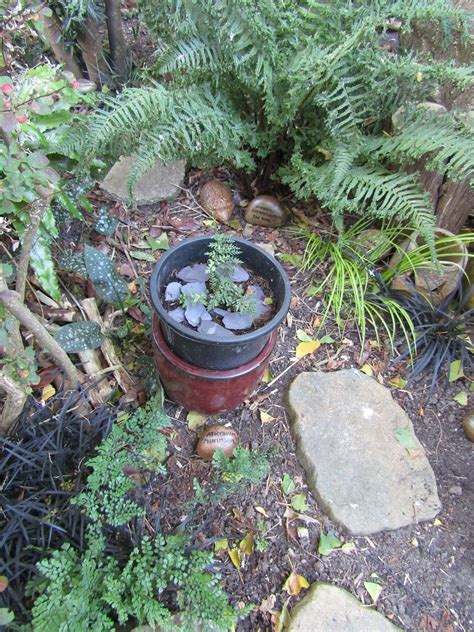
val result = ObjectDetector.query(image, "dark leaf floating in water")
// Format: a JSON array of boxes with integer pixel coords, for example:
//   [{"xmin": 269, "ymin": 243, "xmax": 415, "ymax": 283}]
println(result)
[
  {"xmin": 176, "ymin": 263, "xmax": 209, "ymax": 283},
  {"xmin": 198, "ymin": 320, "xmax": 236, "ymax": 338},
  {"xmin": 164, "ymin": 282, "xmax": 182, "ymax": 301}
]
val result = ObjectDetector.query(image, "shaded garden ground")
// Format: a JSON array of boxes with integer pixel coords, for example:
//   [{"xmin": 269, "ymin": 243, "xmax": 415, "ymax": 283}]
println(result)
[{"xmin": 78, "ymin": 173, "xmax": 473, "ymax": 631}]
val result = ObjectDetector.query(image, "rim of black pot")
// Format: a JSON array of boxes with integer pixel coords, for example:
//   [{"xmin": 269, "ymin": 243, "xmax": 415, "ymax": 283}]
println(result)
[{"xmin": 150, "ymin": 236, "xmax": 291, "ymax": 345}]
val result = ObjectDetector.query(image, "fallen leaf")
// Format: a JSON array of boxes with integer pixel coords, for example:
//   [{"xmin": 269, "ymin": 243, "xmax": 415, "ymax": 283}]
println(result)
[
  {"xmin": 128, "ymin": 306, "xmax": 146, "ymax": 322},
  {"xmin": 187, "ymin": 410, "xmax": 206, "ymax": 430},
  {"xmin": 240, "ymin": 532, "xmax": 254, "ymax": 555},
  {"xmin": 318, "ymin": 529, "xmax": 341, "ymax": 556},
  {"xmin": 394, "ymin": 427, "xmax": 417, "ymax": 450},
  {"xmin": 297, "ymin": 526, "xmax": 310, "ymax": 545},
  {"xmin": 360, "ymin": 363, "xmax": 373, "ymax": 376},
  {"xmin": 283, "ymin": 570, "xmax": 309, "ymax": 596},
  {"xmin": 388, "ymin": 375, "xmax": 408, "ymax": 389},
  {"xmin": 147, "ymin": 233, "xmax": 169, "ymax": 250},
  {"xmin": 295, "ymin": 340, "xmax": 320, "ymax": 359},
  {"xmin": 0, "ymin": 576, "xmax": 7, "ymax": 592},
  {"xmin": 286, "ymin": 312, "xmax": 293, "ymax": 328},
  {"xmin": 274, "ymin": 597, "xmax": 290, "ymax": 632},
  {"xmin": 261, "ymin": 368, "xmax": 273, "ymax": 383},
  {"xmin": 418, "ymin": 613, "xmax": 440, "ymax": 630},
  {"xmin": 259, "ymin": 594, "xmax": 276, "ymax": 614},
  {"xmin": 453, "ymin": 391, "xmax": 467, "ymax": 406},
  {"xmin": 168, "ymin": 216, "xmax": 200, "ymax": 232},
  {"xmin": 214, "ymin": 539, "xmax": 228, "ymax": 552},
  {"xmin": 281, "ymin": 473, "xmax": 296, "ymax": 496},
  {"xmin": 228, "ymin": 548, "xmax": 241, "ymax": 569},
  {"xmin": 41, "ymin": 384, "xmax": 56, "ymax": 402},
  {"xmin": 364, "ymin": 581, "xmax": 383, "ymax": 603},
  {"xmin": 130, "ymin": 251, "xmax": 156, "ymax": 262},
  {"xmin": 283, "ymin": 507, "xmax": 319, "ymax": 524},
  {"xmin": 228, "ymin": 219, "xmax": 242, "ymax": 230},
  {"xmin": 448, "ymin": 359, "xmax": 464, "ymax": 382},
  {"xmin": 319, "ymin": 334, "xmax": 335, "ymax": 344},
  {"xmin": 296, "ymin": 329, "xmax": 313, "ymax": 342},
  {"xmin": 260, "ymin": 410, "xmax": 275, "ymax": 424},
  {"xmin": 290, "ymin": 493, "xmax": 308, "ymax": 513},
  {"xmin": 433, "ymin": 518, "xmax": 442, "ymax": 527},
  {"xmin": 341, "ymin": 542, "xmax": 356, "ymax": 554},
  {"xmin": 36, "ymin": 366, "xmax": 59, "ymax": 389},
  {"xmin": 255, "ymin": 506, "xmax": 269, "ymax": 518}
]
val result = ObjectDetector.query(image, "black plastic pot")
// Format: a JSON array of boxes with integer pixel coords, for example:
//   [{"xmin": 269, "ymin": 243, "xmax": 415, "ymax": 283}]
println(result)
[{"xmin": 150, "ymin": 236, "xmax": 291, "ymax": 370}]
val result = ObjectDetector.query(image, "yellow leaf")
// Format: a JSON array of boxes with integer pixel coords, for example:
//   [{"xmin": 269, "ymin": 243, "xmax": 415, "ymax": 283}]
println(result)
[
  {"xmin": 282, "ymin": 570, "xmax": 309, "ymax": 596},
  {"xmin": 260, "ymin": 410, "xmax": 274, "ymax": 424},
  {"xmin": 364, "ymin": 581, "xmax": 383, "ymax": 603},
  {"xmin": 128, "ymin": 280, "xmax": 137, "ymax": 294},
  {"xmin": 186, "ymin": 410, "xmax": 206, "ymax": 430},
  {"xmin": 295, "ymin": 340, "xmax": 320, "ymax": 359},
  {"xmin": 388, "ymin": 375, "xmax": 407, "ymax": 389},
  {"xmin": 433, "ymin": 518, "xmax": 442, "ymax": 527},
  {"xmin": 275, "ymin": 598, "xmax": 291, "ymax": 632},
  {"xmin": 240, "ymin": 532, "xmax": 254, "ymax": 555},
  {"xmin": 255, "ymin": 506, "xmax": 269, "ymax": 518},
  {"xmin": 42, "ymin": 384, "xmax": 56, "ymax": 402},
  {"xmin": 214, "ymin": 539, "xmax": 228, "ymax": 552},
  {"xmin": 261, "ymin": 368, "xmax": 273, "ymax": 383},
  {"xmin": 228, "ymin": 548, "xmax": 241, "ymax": 569},
  {"xmin": 360, "ymin": 363, "xmax": 373, "ymax": 376}
]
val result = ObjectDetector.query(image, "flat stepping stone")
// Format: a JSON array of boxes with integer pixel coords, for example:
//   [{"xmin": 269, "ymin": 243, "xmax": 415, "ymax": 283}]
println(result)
[
  {"xmin": 289, "ymin": 583, "xmax": 400, "ymax": 631},
  {"xmin": 101, "ymin": 155, "xmax": 185, "ymax": 205},
  {"xmin": 286, "ymin": 369, "xmax": 441, "ymax": 535}
]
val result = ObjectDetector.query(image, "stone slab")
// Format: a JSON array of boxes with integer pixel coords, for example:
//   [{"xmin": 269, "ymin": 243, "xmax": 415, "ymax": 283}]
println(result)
[
  {"xmin": 286, "ymin": 369, "xmax": 441, "ymax": 535},
  {"xmin": 289, "ymin": 583, "xmax": 400, "ymax": 632},
  {"xmin": 101, "ymin": 156, "xmax": 186, "ymax": 205}
]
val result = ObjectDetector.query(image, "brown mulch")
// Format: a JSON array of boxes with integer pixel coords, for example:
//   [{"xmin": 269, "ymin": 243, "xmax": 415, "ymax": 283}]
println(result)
[{"xmin": 48, "ymin": 169, "xmax": 474, "ymax": 632}]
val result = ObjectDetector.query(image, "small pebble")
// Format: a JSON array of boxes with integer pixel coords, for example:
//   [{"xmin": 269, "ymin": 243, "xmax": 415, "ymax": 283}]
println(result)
[{"xmin": 448, "ymin": 485, "xmax": 462, "ymax": 496}]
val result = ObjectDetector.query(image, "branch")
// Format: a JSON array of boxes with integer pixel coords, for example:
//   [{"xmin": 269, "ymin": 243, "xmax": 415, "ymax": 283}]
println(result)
[
  {"xmin": 16, "ymin": 197, "xmax": 48, "ymax": 301},
  {"xmin": 0, "ymin": 370, "xmax": 28, "ymax": 436},
  {"xmin": 0, "ymin": 290, "xmax": 81, "ymax": 390}
]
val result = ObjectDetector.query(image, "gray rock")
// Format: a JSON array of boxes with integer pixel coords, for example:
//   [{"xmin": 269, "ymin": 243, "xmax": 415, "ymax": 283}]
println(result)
[
  {"xmin": 181, "ymin": 282, "xmax": 207, "ymax": 300},
  {"xmin": 101, "ymin": 156, "xmax": 186, "ymax": 205},
  {"xmin": 185, "ymin": 302, "xmax": 206, "ymax": 327},
  {"xmin": 176, "ymin": 263, "xmax": 209, "ymax": 283},
  {"xmin": 286, "ymin": 370, "xmax": 441, "ymax": 535},
  {"xmin": 168, "ymin": 306, "xmax": 184, "ymax": 323},
  {"xmin": 198, "ymin": 320, "xmax": 235, "ymax": 338},
  {"xmin": 164, "ymin": 282, "xmax": 182, "ymax": 302},
  {"xmin": 222, "ymin": 311, "xmax": 253, "ymax": 330},
  {"xmin": 289, "ymin": 583, "xmax": 400, "ymax": 632},
  {"xmin": 231, "ymin": 265, "xmax": 249, "ymax": 282}
]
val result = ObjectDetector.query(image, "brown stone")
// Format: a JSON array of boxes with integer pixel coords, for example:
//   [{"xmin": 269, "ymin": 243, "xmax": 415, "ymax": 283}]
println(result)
[
  {"xmin": 196, "ymin": 425, "xmax": 239, "ymax": 460},
  {"xmin": 200, "ymin": 180, "xmax": 234, "ymax": 224},
  {"xmin": 244, "ymin": 195, "xmax": 287, "ymax": 227},
  {"xmin": 463, "ymin": 411, "xmax": 474, "ymax": 442}
]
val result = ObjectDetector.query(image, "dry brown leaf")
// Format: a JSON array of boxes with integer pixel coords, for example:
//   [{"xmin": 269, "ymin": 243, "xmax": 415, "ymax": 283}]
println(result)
[{"xmin": 283, "ymin": 570, "xmax": 309, "ymax": 596}]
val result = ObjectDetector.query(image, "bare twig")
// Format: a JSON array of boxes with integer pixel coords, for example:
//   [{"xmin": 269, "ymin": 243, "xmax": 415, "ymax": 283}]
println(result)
[{"xmin": 0, "ymin": 290, "xmax": 81, "ymax": 389}]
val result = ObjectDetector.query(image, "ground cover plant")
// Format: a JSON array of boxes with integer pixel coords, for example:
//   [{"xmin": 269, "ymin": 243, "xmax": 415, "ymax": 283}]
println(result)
[{"xmin": 67, "ymin": 0, "xmax": 473, "ymax": 248}]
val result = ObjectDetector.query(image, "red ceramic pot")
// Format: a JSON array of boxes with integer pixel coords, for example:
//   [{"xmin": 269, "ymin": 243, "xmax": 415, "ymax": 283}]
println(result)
[{"xmin": 152, "ymin": 315, "xmax": 276, "ymax": 413}]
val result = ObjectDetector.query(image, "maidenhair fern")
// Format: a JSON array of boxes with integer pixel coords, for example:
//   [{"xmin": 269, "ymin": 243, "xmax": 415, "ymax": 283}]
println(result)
[{"xmin": 66, "ymin": 0, "xmax": 472, "ymax": 239}]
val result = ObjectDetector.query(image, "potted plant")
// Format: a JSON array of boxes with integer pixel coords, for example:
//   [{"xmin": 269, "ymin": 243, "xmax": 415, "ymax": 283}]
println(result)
[{"xmin": 149, "ymin": 235, "xmax": 291, "ymax": 412}]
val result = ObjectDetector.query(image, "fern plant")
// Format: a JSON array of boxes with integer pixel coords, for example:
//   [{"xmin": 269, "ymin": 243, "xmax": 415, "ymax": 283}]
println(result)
[
  {"xmin": 66, "ymin": 0, "xmax": 472, "ymax": 243},
  {"xmin": 29, "ymin": 396, "xmax": 242, "ymax": 631}
]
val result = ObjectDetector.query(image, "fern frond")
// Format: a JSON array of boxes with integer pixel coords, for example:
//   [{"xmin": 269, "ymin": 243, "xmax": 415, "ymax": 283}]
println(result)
[
  {"xmin": 280, "ymin": 154, "xmax": 435, "ymax": 246},
  {"xmin": 368, "ymin": 114, "xmax": 474, "ymax": 183}
]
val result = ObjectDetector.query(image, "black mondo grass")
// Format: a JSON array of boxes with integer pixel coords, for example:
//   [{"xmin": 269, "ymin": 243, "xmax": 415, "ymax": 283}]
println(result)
[
  {"xmin": 393, "ymin": 283, "xmax": 473, "ymax": 393},
  {"xmin": 0, "ymin": 389, "xmax": 114, "ymax": 623}
]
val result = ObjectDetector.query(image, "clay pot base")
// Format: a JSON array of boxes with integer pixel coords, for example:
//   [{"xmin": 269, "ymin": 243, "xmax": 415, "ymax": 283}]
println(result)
[{"xmin": 152, "ymin": 315, "xmax": 277, "ymax": 414}]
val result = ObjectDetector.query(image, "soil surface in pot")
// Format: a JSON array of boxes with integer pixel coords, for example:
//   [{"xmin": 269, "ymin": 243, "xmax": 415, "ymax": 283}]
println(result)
[{"xmin": 161, "ymin": 261, "xmax": 276, "ymax": 336}]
